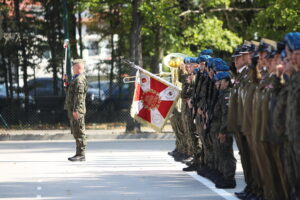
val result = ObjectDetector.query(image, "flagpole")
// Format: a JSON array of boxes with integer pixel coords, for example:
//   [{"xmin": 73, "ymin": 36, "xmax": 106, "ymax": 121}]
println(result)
[{"xmin": 122, "ymin": 60, "xmax": 181, "ymax": 91}]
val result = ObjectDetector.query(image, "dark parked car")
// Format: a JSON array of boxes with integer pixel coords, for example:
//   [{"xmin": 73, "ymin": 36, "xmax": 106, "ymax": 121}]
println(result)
[
  {"xmin": 88, "ymin": 80, "xmax": 131, "ymax": 111},
  {"xmin": 0, "ymin": 83, "xmax": 35, "ymax": 125},
  {"xmin": 28, "ymin": 78, "xmax": 65, "ymax": 112}
]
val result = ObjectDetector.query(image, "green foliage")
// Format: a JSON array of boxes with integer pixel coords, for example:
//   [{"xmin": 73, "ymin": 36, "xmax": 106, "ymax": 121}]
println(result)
[
  {"xmin": 180, "ymin": 15, "xmax": 242, "ymax": 53},
  {"xmin": 193, "ymin": 0, "xmax": 231, "ymax": 8},
  {"xmin": 248, "ymin": 0, "xmax": 300, "ymax": 40}
]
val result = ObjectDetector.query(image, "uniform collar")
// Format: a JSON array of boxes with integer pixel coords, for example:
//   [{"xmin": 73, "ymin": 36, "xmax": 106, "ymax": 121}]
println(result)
[
  {"xmin": 73, "ymin": 73, "xmax": 81, "ymax": 80},
  {"xmin": 238, "ymin": 65, "xmax": 247, "ymax": 74}
]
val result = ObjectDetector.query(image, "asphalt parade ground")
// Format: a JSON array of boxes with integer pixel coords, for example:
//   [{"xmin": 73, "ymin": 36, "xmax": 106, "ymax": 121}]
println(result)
[{"xmin": 0, "ymin": 139, "xmax": 245, "ymax": 200}]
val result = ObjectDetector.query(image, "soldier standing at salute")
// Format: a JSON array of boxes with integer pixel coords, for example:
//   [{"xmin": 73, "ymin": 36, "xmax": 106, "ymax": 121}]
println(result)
[
  {"xmin": 284, "ymin": 32, "xmax": 300, "ymax": 199},
  {"xmin": 64, "ymin": 59, "xmax": 88, "ymax": 162}
]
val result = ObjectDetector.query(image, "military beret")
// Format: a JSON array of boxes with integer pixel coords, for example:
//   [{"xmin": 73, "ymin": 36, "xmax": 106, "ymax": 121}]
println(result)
[
  {"xmin": 286, "ymin": 32, "xmax": 300, "ymax": 51},
  {"xmin": 197, "ymin": 55, "xmax": 211, "ymax": 63},
  {"xmin": 213, "ymin": 71, "xmax": 231, "ymax": 81},
  {"xmin": 199, "ymin": 49, "xmax": 213, "ymax": 56},
  {"xmin": 184, "ymin": 57, "xmax": 192, "ymax": 64},
  {"xmin": 207, "ymin": 58, "xmax": 215, "ymax": 68},
  {"xmin": 214, "ymin": 63, "xmax": 230, "ymax": 72},
  {"xmin": 190, "ymin": 57, "xmax": 199, "ymax": 63},
  {"xmin": 281, "ymin": 49, "xmax": 287, "ymax": 60},
  {"xmin": 72, "ymin": 59, "xmax": 85, "ymax": 65}
]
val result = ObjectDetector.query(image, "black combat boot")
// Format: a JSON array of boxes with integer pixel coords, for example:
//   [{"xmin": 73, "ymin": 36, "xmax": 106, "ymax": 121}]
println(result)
[
  {"xmin": 234, "ymin": 185, "xmax": 251, "ymax": 199},
  {"xmin": 168, "ymin": 149, "xmax": 178, "ymax": 157},
  {"xmin": 215, "ymin": 177, "xmax": 236, "ymax": 189},
  {"xmin": 68, "ymin": 155, "xmax": 85, "ymax": 161},
  {"xmin": 183, "ymin": 163, "xmax": 198, "ymax": 171},
  {"xmin": 68, "ymin": 147, "xmax": 85, "ymax": 162}
]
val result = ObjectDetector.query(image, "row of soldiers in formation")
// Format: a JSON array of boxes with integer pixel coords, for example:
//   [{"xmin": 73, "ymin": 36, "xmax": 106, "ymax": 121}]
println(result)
[{"xmin": 168, "ymin": 32, "xmax": 300, "ymax": 200}]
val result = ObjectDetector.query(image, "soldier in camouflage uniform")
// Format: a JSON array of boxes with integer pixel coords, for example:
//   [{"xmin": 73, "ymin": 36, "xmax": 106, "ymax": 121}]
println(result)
[
  {"xmin": 64, "ymin": 59, "xmax": 88, "ymax": 162},
  {"xmin": 211, "ymin": 71, "xmax": 236, "ymax": 189}
]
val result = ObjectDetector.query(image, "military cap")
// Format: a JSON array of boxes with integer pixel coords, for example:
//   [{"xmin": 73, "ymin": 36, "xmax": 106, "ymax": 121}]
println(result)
[
  {"xmin": 265, "ymin": 50, "xmax": 276, "ymax": 59},
  {"xmin": 72, "ymin": 59, "xmax": 85, "ymax": 65},
  {"xmin": 257, "ymin": 39, "xmax": 271, "ymax": 53},
  {"xmin": 213, "ymin": 71, "xmax": 231, "ymax": 81},
  {"xmin": 240, "ymin": 44, "xmax": 252, "ymax": 54},
  {"xmin": 232, "ymin": 46, "xmax": 242, "ymax": 57},
  {"xmin": 276, "ymin": 41, "xmax": 285, "ymax": 54},
  {"xmin": 199, "ymin": 49, "xmax": 213, "ymax": 57},
  {"xmin": 197, "ymin": 55, "xmax": 211, "ymax": 63},
  {"xmin": 285, "ymin": 32, "xmax": 300, "ymax": 51}
]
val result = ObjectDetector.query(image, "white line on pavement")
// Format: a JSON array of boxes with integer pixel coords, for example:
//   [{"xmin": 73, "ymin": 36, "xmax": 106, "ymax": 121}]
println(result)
[{"xmin": 165, "ymin": 156, "xmax": 239, "ymax": 200}]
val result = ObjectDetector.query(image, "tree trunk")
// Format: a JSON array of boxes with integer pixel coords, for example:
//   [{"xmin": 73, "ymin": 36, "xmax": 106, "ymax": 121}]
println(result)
[
  {"xmin": 77, "ymin": 10, "xmax": 83, "ymax": 58},
  {"xmin": 14, "ymin": 0, "xmax": 29, "ymax": 110},
  {"xmin": 126, "ymin": 0, "xmax": 144, "ymax": 133},
  {"xmin": 151, "ymin": 25, "xmax": 164, "ymax": 74},
  {"xmin": 68, "ymin": 0, "xmax": 78, "ymax": 59},
  {"xmin": 8, "ymin": 57, "xmax": 13, "ymax": 98}
]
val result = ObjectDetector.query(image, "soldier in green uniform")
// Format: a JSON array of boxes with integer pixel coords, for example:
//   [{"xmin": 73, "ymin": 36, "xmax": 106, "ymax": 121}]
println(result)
[
  {"xmin": 284, "ymin": 33, "xmax": 300, "ymax": 199},
  {"xmin": 178, "ymin": 59, "xmax": 194, "ymax": 161},
  {"xmin": 211, "ymin": 71, "xmax": 236, "ymax": 189},
  {"xmin": 239, "ymin": 42, "xmax": 265, "ymax": 200},
  {"xmin": 64, "ymin": 59, "xmax": 88, "ymax": 162},
  {"xmin": 193, "ymin": 54, "xmax": 212, "ymax": 173},
  {"xmin": 182, "ymin": 57, "xmax": 202, "ymax": 171},
  {"xmin": 228, "ymin": 46, "xmax": 256, "ymax": 199}
]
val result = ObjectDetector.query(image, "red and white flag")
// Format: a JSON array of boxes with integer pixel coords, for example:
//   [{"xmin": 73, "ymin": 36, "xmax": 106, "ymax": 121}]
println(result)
[{"xmin": 131, "ymin": 69, "xmax": 180, "ymax": 132}]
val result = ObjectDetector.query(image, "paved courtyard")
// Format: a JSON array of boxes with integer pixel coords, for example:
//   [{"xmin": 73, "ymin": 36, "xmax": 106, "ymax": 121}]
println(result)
[{"xmin": 0, "ymin": 139, "xmax": 245, "ymax": 200}]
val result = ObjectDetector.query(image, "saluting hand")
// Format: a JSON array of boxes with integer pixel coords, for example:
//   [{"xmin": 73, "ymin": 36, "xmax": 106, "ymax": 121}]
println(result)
[
  {"xmin": 218, "ymin": 133, "xmax": 226, "ymax": 143},
  {"xmin": 72, "ymin": 112, "xmax": 79, "ymax": 120}
]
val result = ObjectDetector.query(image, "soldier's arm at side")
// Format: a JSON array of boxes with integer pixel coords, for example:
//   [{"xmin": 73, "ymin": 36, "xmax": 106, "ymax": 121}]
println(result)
[
  {"xmin": 219, "ymin": 91, "xmax": 231, "ymax": 135},
  {"xmin": 72, "ymin": 79, "xmax": 86, "ymax": 115}
]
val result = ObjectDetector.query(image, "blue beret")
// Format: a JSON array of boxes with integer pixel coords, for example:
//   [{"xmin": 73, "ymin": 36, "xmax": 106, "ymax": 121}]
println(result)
[
  {"xmin": 214, "ymin": 63, "xmax": 230, "ymax": 72},
  {"xmin": 281, "ymin": 50, "xmax": 287, "ymax": 60},
  {"xmin": 184, "ymin": 57, "xmax": 192, "ymax": 64},
  {"xmin": 190, "ymin": 57, "xmax": 199, "ymax": 63},
  {"xmin": 199, "ymin": 49, "xmax": 213, "ymax": 57},
  {"xmin": 284, "ymin": 32, "xmax": 300, "ymax": 51},
  {"xmin": 207, "ymin": 58, "xmax": 215, "ymax": 68},
  {"xmin": 212, "ymin": 58, "xmax": 227, "ymax": 69},
  {"xmin": 213, "ymin": 71, "xmax": 231, "ymax": 81},
  {"xmin": 198, "ymin": 55, "xmax": 211, "ymax": 63},
  {"xmin": 291, "ymin": 32, "xmax": 300, "ymax": 50}
]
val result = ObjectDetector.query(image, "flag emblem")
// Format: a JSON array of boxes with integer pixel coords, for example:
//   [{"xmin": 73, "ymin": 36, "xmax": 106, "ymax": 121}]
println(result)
[{"xmin": 131, "ymin": 70, "xmax": 180, "ymax": 131}]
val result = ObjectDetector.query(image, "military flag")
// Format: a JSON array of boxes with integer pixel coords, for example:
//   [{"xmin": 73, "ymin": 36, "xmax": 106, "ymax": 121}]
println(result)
[{"xmin": 130, "ymin": 66, "xmax": 181, "ymax": 132}]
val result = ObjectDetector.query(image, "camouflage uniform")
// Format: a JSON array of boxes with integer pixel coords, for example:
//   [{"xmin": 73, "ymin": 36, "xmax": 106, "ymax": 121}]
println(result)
[
  {"xmin": 210, "ymin": 88, "xmax": 236, "ymax": 180},
  {"xmin": 197, "ymin": 74, "xmax": 214, "ymax": 168},
  {"xmin": 178, "ymin": 69, "xmax": 193, "ymax": 156},
  {"xmin": 64, "ymin": 73, "xmax": 88, "ymax": 156},
  {"xmin": 170, "ymin": 108, "xmax": 186, "ymax": 155},
  {"xmin": 285, "ymin": 71, "xmax": 300, "ymax": 198}
]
